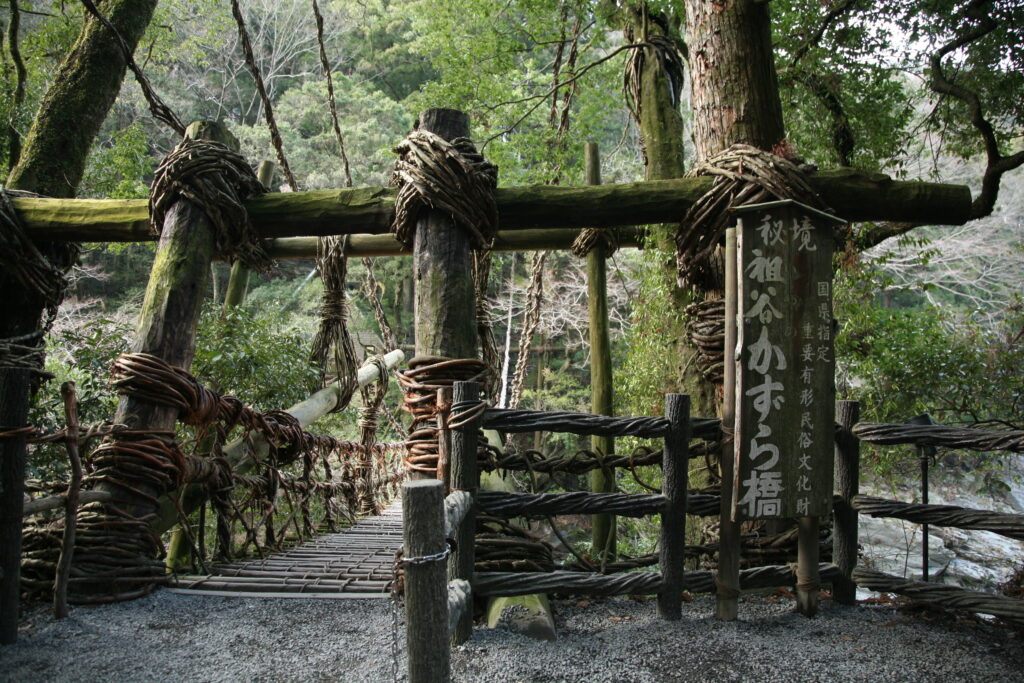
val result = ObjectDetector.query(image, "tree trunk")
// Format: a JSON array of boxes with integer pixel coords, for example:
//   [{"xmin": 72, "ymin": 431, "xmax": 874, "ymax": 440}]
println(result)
[
  {"xmin": 622, "ymin": 3, "xmax": 716, "ymax": 418},
  {"xmin": 0, "ymin": 0, "xmax": 157, "ymax": 639},
  {"xmin": 684, "ymin": 0, "xmax": 786, "ymax": 160},
  {"xmin": 7, "ymin": 0, "xmax": 158, "ymax": 197}
]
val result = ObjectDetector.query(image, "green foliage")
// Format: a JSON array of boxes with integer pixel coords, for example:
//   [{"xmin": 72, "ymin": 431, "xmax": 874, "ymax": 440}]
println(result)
[
  {"xmin": 28, "ymin": 318, "xmax": 133, "ymax": 480},
  {"xmin": 835, "ymin": 260, "xmax": 1024, "ymax": 475},
  {"xmin": 78, "ymin": 122, "xmax": 154, "ymax": 198},
  {"xmin": 617, "ymin": 232, "xmax": 681, "ymax": 418},
  {"xmin": 191, "ymin": 304, "xmax": 320, "ymax": 411}
]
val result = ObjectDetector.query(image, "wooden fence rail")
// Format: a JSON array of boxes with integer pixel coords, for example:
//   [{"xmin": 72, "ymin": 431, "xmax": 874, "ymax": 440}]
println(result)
[{"xmin": 844, "ymin": 412, "xmax": 1024, "ymax": 623}]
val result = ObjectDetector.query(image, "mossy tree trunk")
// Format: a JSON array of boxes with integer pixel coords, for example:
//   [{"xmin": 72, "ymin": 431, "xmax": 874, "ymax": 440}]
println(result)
[
  {"xmin": 621, "ymin": 3, "xmax": 717, "ymax": 420},
  {"xmin": 0, "ymin": 0, "xmax": 157, "ymax": 641}
]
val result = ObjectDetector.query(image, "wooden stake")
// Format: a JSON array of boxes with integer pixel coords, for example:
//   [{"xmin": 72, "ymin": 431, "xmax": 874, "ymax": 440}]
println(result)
[
  {"xmin": 716, "ymin": 227, "xmax": 741, "ymax": 621},
  {"xmin": 832, "ymin": 400, "xmax": 860, "ymax": 605},
  {"xmin": 403, "ymin": 479, "xmax": 449, "ymax": 683},
  {"xmin": 0, "ymin": 367, "xmax": 29, "ymax": 644},
  {"xmin": 658, "ymin": 393, "xmax": 690, "ymax": 620},
  {"xmin": 449, "ymin": 380, "xmax": 480, "ymax": 644},
  {"xmin": 585, "ymin": 142, "xmax": 616, "ymax": 564},
  {"xmin": 53, "ymin": 381, "xmax": 83, "ymax": 619},
  {"xmin": 796, "ymin": 515, "xmax": 821, "ymax": 617}
]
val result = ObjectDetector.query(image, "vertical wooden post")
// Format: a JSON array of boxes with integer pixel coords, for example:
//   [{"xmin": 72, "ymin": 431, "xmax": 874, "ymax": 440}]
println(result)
[
  {"xmin": 907, "ymin": 414, "xmax": 936, "ymax": 582},
  {"xmin": 716, "ymin": 227, "xmax": 741, "ymax": 621},
  {"xmin": 81, "ymin": 121, "xmax": 236, "ymax": 596},
  {"xmin": 222, "ymin": 160, "xmax": 274, "ymax": 311},
  {"xmin": 0, "ymin": 367, "xmax": 30, "ymax": 644},
  {"xmin": 796, "ymin": 515, "xmax": 820, "ymax": 616},
  {"xmin": 403, "ymin": 479, "xmax": 449, "ymax": 683},
  {"xmin": 411, "ymin": 108, "xmax": 478, "ymax": 483},
  {"xmin": 53, "ymin": 381, "xmax": 83, "ymax": 620},
  {"xmin": 585, "ymin": 141, "xmax": 616, "ymax": 563},
  {"xmin": 412, "ymin": 109, "xmax": 477, "ymax": 363},
  {"xmin": 832, "ymin": 399, "xmax": 860, "ymax": 605},
  {"xmin": 449, "ymin": 380, "xmax": 480, "ymax": 644},
  {"xmin": 658, "ymin": 393, "xmax": 690, "ymax": 619}
]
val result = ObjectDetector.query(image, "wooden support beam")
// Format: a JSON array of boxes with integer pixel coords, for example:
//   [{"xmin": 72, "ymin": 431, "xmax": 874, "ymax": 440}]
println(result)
[
  {"xmin": 413, "ymin": 108, "xmax": 477, "ymax": 362},
  {"xmin": 77, "ymin": 121, "xmax": 234, "ymax": 599},
  {"xmin": 261, "ymin": 227, "xmax": 646, "ymax": 259},
  {"xmin": 716, "ymin": 227, "xmax": 741, "ymax": 621},
  {"xmin": 833, "ymin": 400, "xmax": 860, "ymax": 605},
  {"xmin": 13, "ymin": 169, "xmax": 972, "ymax": 243},
  {"xmin": 658, "ymin": 393, "xmax": 690, "ymax": 620},
  {"xmin": 585, "ymin": 142, "xmax": 616, "ymax": 565},
  {"xmin": 0, "ymin": 368, "xmax": 30, "ymax": 644},
  {"xmin": 448, "ymin": 381, "xmax": 480, "ymax": 645}
]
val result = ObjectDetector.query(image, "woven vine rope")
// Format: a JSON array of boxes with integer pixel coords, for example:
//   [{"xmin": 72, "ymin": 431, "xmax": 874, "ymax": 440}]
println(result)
[
  {"xmin": 310, "ymin": 235, "xmax": 359, "ymax": 410},
  {"xmin": 390, "ymin": 130, "xmax": 498, "ymax": 249},
  {"xmin": 676, "ymin": 143, "xmax": 829, "ymax": 290},
  {"xmin": 0, "ymin": 188, "xmax": 72, "ymax": 376},
  {"xmin": 149, "ymin": 137, "xmax": 272, "ymax": 271}
]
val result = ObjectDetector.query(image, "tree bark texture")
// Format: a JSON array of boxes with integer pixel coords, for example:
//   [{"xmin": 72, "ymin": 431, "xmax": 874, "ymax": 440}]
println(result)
[
  {"xmin": 684, "ymin": 0, "xmax": 786, "ymax": 161},
  {"xmin": 412, "ymin": 109, "xmax": 477, "ymax": 361},
  {"xmin": 6, "ymin": 0, "xmax": 158, "ymax": 197}
]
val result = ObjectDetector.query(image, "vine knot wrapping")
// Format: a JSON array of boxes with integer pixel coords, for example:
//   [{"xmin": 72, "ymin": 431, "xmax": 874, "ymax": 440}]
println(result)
[
  {"xmin": 149, "ymin": 137, "xmax": 272, "ymax": 271},
  {"xmin": 0, "ymin": 188, "xmax": 74, "ymax": 377},
  {"xmin": 676, "ymin": 143, "xmax": 829, "ymax": 291},
  {"xmin": 390, "ymin": 130, "xmax": 498, "ymax": 248}
]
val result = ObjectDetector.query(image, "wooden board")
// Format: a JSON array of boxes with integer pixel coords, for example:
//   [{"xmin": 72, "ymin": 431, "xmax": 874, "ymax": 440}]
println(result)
[{"xmin": 732, "ymin": 200, "xmax": 840, "ymax": 520}]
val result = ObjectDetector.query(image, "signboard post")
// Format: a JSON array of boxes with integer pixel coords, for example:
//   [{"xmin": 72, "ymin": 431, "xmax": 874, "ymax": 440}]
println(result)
[{"xmin": 730, "ymin": 200, "xmax": 844, "ymax": 616}]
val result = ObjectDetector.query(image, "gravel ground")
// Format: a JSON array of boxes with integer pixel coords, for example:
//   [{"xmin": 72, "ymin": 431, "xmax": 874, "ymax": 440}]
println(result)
[{"xmin": 2, "ymin": 590, "xmax": 1021, "ymax": 682}]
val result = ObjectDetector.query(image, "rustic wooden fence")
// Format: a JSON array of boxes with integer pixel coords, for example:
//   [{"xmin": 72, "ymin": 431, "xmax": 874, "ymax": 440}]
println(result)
[{"xmin": 840, "ymin": 411, "xmax": 1024, "ymax": 626}]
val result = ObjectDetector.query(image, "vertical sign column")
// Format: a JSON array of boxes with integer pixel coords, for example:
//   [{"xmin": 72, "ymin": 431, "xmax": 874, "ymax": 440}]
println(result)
[{"xmin": 731, "ymin": 200, "xmax": 842, "ymax": 522}]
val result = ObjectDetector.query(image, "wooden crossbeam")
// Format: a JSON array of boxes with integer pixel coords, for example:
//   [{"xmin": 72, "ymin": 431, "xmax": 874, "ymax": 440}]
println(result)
[{"xmin": 15, "ymin": 169, "xmax": 971, "ymax": 244}]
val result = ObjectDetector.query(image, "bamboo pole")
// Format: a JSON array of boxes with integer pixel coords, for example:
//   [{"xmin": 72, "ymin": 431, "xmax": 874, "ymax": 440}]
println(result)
[
  {"xmin": 716, "ymin": 227, "xmax": 741, "ymax": 621},
  {"xmin": 796, "ymin": 516, "xmax": 821, "ymax": 616},
  {"xmin": 832, "ymin": 400, "xmax": 860, "ymax": 605},
  {"xmin": 12, "ymin": 171, "xmax": 972, "ymax": 243},
  {"xmin": 585, "ymin": 142, "xmax": 616, "ymax": 564},
  {"xmin": 262, "ymin": 228, "xmax": 646, "ymax": 260},
  {"xmin": 403, "ymin": 479, "xmax": 450, "ymax": 683}
]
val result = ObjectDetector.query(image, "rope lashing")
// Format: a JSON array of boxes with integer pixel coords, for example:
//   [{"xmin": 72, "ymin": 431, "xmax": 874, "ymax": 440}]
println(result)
[
  {"xmin": 676, "ymin": 144, "xmax": 829, "ymax": 290},
  {"xmin": 676, "ymin": 144, "xmax": 830, "ymax": 382},
  {"xmin": 397, "ymin": 357, "xmax": 487, "ymax": 477},
  {"xmin": 623, "ymin": 33, "xmax": 685, "ymax": 126},
  {"xmin": 473, "ymin": 250, "xmax": 501, "ymax": 398},
  {"xmin": 0, "ymin": 188, "xmax": 73, "ymax": 378},
  {"xmin": 310, "ymin": 234, "xmax": 359, "ymax": 410},
  {"xmin": 149, "ymin": 137, "xmax": 272, "ymax": 271},
  {"xmin": 571, "ymin": 226, "xmax": 618, "ymax": 258},
  {"xmin": 685, "ymin": 298, "xmax": 725, "ymax": 384},
  {"xmin": 390, "ymin": 130, "xmax": 498, "ymax": 249}
]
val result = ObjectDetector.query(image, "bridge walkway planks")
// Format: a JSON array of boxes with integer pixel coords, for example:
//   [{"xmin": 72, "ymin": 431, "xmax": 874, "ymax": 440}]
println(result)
[{"xmin": 168, "ymin": 501, "xmax": 402, "ymax": 599}]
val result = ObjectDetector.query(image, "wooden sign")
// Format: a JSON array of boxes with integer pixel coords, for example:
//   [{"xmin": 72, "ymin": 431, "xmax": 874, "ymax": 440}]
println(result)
[{"xmin": 731, "ymin": 200, "xmax": 843, "ymax": 521}]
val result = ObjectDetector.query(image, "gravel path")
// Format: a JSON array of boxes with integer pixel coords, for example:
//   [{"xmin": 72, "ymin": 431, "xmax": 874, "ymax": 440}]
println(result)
[{"xmin": 2, "ymin": 590, "xmax": 1021, "ymax": 682}]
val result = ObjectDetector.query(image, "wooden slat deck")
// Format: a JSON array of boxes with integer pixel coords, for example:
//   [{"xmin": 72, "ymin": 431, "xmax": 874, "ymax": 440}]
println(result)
[{"xmin": 168, "ymin": 501, "xmax": 402, "ymax": 599}]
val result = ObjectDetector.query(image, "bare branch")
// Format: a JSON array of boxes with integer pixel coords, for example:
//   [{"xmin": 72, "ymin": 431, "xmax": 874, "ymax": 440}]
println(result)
[{"xmin": 928, "ymin": 0, "xmax": 1024, "ymax": 219}]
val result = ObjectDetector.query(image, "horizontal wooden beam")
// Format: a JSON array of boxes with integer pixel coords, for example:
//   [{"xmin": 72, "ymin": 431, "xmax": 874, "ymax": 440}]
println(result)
[
  {"xmin": 261, "ymin": 227, "xmax": 645, "ymax": 259},
  {"xmin": 16, "ymin": 169, "xmax": 972, "ymax": 243}
]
